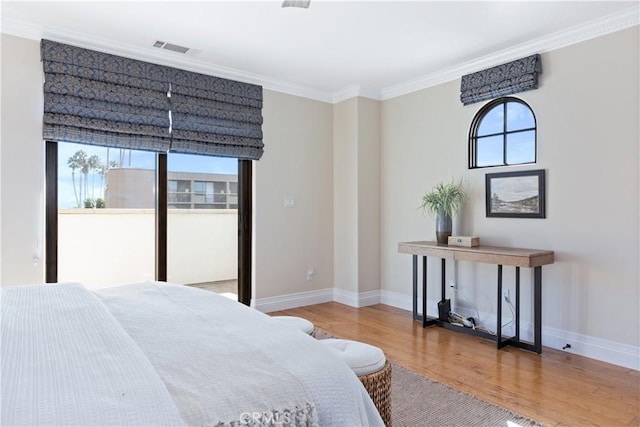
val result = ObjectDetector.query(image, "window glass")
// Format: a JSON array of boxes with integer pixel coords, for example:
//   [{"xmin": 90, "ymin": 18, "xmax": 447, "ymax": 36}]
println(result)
[
  {"xmin": 57, "ymin": 142, "xmax": 156, "ymax": 287},
  {"xmin": 506, "ymin": 131, "xmax": 536, "ymax": 164},
  {"xmin": 476, "ymin": 105, "xmax": 503, "ymax": 136},
  {"xmin": 469, "ymin": 97, "xmax": 536, "ymax": 168},
  {"xmin": 506, "ymin": 102, "xmax": 535, "ymax": 131},
  {"xmin": 167, "ymin": 153, "xmax": 238, "ymax": 299},
  {"xmin": 476, "ymin": 136, "xmax": 504, "ymax": 167}
]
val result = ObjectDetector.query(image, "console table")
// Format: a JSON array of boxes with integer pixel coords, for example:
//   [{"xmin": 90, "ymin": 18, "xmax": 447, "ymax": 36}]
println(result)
[{"xmin": 398, "ymin": 241, "xmax": 554, "ymax": 353}]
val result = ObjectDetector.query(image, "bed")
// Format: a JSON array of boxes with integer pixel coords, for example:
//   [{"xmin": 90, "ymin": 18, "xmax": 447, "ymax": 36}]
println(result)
[{"xmin": 1, "ymin": 281, "xmax": 383, "ymax": 426}]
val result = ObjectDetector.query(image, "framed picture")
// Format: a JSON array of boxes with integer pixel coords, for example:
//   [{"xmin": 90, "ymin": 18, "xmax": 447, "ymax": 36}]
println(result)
[{"xmin": 485, "ymin": 169, "xmax": 545, "ymax": 218}]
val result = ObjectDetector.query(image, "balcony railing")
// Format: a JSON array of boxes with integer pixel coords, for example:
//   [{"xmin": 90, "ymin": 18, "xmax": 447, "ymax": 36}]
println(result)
[{"xmin": 57, "ymin": 208, "xmax": 237, "ymax": 289}]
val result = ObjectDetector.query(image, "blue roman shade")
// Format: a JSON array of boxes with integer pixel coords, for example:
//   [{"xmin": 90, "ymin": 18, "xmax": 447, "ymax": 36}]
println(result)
[
  {"xmin": 41, "ymin": 39, "xmax": 264, "ymax": 160},
  {"xmin": 460, "ymin": 54, "xmax": 542, "ymax": 106}
]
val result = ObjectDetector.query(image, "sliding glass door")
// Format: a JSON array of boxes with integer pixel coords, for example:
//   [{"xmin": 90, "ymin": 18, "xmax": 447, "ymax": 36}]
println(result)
[
  {"xmin": 49, "ymin": 142, "xmax": 247, "ymax": 303},
  {"xmin": 167, "ymin": 153, "xmax": 238, "ymax": 299},
  {"xmin": 56, "ymin": 142, "xmax": 156, "ymax": 288}
]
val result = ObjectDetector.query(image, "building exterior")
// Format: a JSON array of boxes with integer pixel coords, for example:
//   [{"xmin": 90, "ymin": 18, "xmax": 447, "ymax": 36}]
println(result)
[{"xmin": 105, "ymin": 168, "xmax": 238, "ymax": 209}]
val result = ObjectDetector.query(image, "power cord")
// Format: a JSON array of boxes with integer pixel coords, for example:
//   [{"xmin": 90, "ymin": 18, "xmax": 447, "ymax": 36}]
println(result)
[
  {"xmin": 449, "ymin": 282, "xmax": 516, "ymax": 336},
  {"xmin": 479, "ymin": 293, "xmax": 516, "ymax": 336},
  {"xmin": 449, "ymin": 284, "xmax": 480, "ymax": 328},
  {"xmin": 502, "ymin": 293, "xmax": 516, "ymax": 330}
]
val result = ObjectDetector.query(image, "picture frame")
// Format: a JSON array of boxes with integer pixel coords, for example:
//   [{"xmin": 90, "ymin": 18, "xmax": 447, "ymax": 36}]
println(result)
[{"xmin": 485, "ymin": 169, "xmax": 545, "ymax": 218}]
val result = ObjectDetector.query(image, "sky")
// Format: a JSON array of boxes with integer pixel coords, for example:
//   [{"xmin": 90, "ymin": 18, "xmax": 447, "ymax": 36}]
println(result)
[
  {"xmin": 58, "ymin": 142, "xmax": 237, "ymax": 209},
  {"xmin": 475, "ymin": 101, "xmax": 536, "ymax": 167}
]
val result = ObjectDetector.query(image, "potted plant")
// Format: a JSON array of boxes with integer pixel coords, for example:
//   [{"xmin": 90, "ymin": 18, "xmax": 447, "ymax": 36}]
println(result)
[{"xmin": 420, "ymin": 180, "xmax": 467, "ymax": 244}]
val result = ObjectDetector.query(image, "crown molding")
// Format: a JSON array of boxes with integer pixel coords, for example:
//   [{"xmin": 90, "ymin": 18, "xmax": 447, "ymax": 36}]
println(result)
[
  {"xmin": 0, "ymin": 17, "xmax": 335, "ymax": 104},
  {"xmin": 381, "ymin": 5, "xmax": 640, "ymax": 100},
  {"xmin": 2, "ymin": 5, "xmax": 638, "ymax": 105},
  {"xmin": 332, "ymin": 85, "xmax": 382, "ymax": 103}
]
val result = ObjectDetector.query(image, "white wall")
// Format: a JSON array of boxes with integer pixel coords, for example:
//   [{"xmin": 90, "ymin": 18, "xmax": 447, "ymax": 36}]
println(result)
[
  {"xmin": 356, "ymin": 98, "xmax": 381, "ymax": 295},
  {"xmin": 333, "ymin": 98, "xmax": 358, "ymax": 293},
  {"xmin": 167, "ymin": 210, "xmax": 237, "ymax": 284},
  {"xmin": 57, "ymin": 209, "xmax": 237, "ymax": 287},
  {"xmin": 381, "ymin": 27, "xmax": 639, "ymax": 366},
  {"xmin": 333, "ymin": 97, "xmax": 381, "ymax": 301},
  {"xmin": 1, "ymin": 34, "xmax": 45, "ymax": 285},
  {"xmin": 254, "ymin": 90, "xmax": 334, "ymax": 301}
]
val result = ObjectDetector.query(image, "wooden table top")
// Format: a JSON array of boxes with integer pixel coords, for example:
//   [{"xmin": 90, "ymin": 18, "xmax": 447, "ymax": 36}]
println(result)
[{"xmin": 398, "ymin": 241, "xmax": 554, "ymax": 268}]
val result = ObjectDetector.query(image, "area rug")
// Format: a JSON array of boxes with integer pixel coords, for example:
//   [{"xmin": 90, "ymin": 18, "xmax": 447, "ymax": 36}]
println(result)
[
  {"xmin": 314, "ymin": 331, "xmax": 542, "ymax": 427},
  {"xmin": 390, "ymin": 362, "xmax": 541, "ymax": 427}
]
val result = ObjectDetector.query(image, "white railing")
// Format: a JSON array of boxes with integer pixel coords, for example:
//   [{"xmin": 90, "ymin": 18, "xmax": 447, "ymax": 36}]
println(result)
[{"xmin": 58, "ymin": 209, "xmax": 237, "ymax": 289}]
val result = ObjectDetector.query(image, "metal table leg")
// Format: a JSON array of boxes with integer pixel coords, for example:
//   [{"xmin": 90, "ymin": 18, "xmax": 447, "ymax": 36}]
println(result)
[
  {"xmin": 412, "ymin": 255, "xmax": 418, "ymax": 321},
  {"xmin": 422, "ymin": 256, "xmax": 427, "ymax": 327},
  {"xmin": 496, "ymin": 264, "xmax": 503, "ymax": 348},
  {"xmin": 515, "ymin": 266, "xmax": 520, "ymax": 341},
  {"xmin": 534, "ymin": 266, "xmax": 542, "ymax": 354}
]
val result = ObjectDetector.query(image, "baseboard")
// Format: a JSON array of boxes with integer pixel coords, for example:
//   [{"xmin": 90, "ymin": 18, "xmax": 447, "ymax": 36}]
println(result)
[
  {"xmin": 252, "ymin": 288, "xmax": 333, "ymax": 313},
  {"xmin": 380, "ymin": 289, "xmax": 414, "ymax": 311},
  {"xmin": 333, "ymin": 288, "xmax": 381, "ymax": 308},
  {"xmin": 382, "ymin": 292, "xmax": 640, "ymax": 371},
  {"xmin": 254, "ymin": 288, "xmax": 639, "ymax": 370}
]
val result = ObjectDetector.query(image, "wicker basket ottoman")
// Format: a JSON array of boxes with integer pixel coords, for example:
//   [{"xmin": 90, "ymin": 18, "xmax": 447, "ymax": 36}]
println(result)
[
  {"xmin": 358, "ymin": 360, "xmax": 392, "ymax": 426},
  {"xmin": 319, "ymin": 339, "xmax": 392, "ymax": 426}
]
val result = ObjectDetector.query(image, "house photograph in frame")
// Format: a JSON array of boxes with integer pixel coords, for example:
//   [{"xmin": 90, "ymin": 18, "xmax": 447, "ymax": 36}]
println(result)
[{"xmin": 485, "ymin": 169, "xmax": 546, "ymax": 218}]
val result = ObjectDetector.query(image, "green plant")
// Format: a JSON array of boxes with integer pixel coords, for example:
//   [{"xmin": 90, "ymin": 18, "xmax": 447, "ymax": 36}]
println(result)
[{"xmin": 420, "ymin": 180, "xmax": 467, "ymax": 217}]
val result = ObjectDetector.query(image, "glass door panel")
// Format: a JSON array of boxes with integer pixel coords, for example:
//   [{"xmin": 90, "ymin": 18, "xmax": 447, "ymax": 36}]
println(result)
[
  {"xmin": 57, "ymin": 142, "xmax": 156, "ymax": 288},
  {"xmin": 166, "ymin": 153, "xmax": 238, "ymax": 299}
]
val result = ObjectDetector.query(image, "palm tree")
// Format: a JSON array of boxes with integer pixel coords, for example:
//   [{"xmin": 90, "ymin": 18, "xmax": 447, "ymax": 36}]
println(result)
[
  {"xmin": 67, "ymin": 150, "xmax": 87, "ymax": 207},
  {"xmin": 88, "ymin": 155, "xmax": 102, "ymax": 201},
  {"xmin": 79, "ymin": 154, "xmax": 91, "ymax": 206}
]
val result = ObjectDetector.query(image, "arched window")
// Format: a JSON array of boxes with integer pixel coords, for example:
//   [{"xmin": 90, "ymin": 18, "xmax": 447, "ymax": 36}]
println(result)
[{"xmin": 469, "ymin": 97, "xmax": 536, "ymax": 169}]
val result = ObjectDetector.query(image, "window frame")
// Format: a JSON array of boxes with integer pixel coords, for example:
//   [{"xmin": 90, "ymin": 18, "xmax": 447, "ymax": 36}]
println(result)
[
  {"xmin": 468, "ymin": 97, "xmax": 537, "ymax": 169},
  {"xmin": 45, "ymin": 141, "xmax": 253, "ymax": 305}
]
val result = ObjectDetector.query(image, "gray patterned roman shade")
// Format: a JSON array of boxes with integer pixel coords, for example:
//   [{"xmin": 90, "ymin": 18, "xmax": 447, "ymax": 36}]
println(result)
[
  {"xmin": 41, "ymin": 40, "xmax": 172, "ymax": 152},
  {"xmin": 170, "ymin": 69, "xmax": 264, "ymax": 160},
  {"xmin": 41, "ymin": 39, "xmax": 264, "ymax": 160},
  {"xmin": 460, "ymin": 54, "xmax": 542, "ymax": 106}
]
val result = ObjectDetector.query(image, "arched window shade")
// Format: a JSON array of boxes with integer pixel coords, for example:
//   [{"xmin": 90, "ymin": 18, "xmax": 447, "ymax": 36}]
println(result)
[
  {"xmin": 41, "ymin": 39, "xmax": 263, "ymax": 160},
  {"xmin": 460, "ymin": 54, "xmax": 542, "ymax": 106}
]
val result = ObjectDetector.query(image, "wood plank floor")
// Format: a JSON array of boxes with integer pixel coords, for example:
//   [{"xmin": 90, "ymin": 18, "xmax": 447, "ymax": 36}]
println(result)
[{"xmin": 272, "ymin": 302, "xmax": 639, "ymax": 426}]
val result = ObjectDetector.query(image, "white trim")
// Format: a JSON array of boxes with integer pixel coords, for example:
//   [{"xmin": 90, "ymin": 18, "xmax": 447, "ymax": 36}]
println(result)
[
  {"xmin": 3, "ymin": 6, "xmax": 638, "ymax": 104},
  {"xmin": 333, "ymin": 288, "xmax": 381, "ymax": 308},
  {"xmin": 381, "ymin": 292, "xmax": 640, "ymax": 371},
  {"xmin": 380, "ymin": 6, "xmax": 639, "ymax": 100},
  {"xmin": 380, "ymin": 289, "xmax": 413, "ymax": 312},
  {"xmin": 332, "ymin": 85, "xmax": 381, "ymax": 104},
  {"xmin": 252, "ymin": 288, "xmax": 333, "ymax": 313}
]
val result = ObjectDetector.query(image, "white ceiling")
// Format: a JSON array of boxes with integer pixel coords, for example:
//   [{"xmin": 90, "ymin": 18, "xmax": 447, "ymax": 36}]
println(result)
[{"xmin": 1, "ymin": 1, "xmax": 638, "ymax": 102}]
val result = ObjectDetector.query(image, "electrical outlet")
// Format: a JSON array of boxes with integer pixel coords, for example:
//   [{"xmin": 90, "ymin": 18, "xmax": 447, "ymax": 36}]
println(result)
[
  {"xmin": 306, "ymin": 267, "xmax": 314, "ymax": 281},
  {"xmin": 503, "ymin": 289, "xmax": 510, "ymax": 300},
  {"xmin": 449, "ymin": 280, "xmax": 456, "ymax": 288}
]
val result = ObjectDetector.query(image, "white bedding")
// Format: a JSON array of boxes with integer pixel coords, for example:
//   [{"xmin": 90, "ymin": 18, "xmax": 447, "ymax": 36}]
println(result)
[
  {"xmin": 95, "ymin": 282, "xmax": 383, "ymax": 427},
  {"xmin": 1, "ymin": 282, "xmax": 384, "ymax": 427},
  {"xmin": 0, "ymin": 283, "xmax": 184, "ymax": 426}
]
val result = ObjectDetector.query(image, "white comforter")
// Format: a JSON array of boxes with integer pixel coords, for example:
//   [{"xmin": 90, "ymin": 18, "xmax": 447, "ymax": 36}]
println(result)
[
  {"xmin": 1, "ymin": 282, "xmax": 383, "ymax": 427},
  {"xmin": 0, "ymin": 283, "xmax": 184, "ymax": 426}
]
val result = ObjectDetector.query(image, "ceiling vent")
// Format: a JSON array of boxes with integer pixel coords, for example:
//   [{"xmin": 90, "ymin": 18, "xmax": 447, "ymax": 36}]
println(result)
[
  {"xmin": 153, "ymin": 41, "xmax": 190, "ymax": 54},
  {"xmin": 282, "ymin": 0, "xmax": 310, "ymax": 8}
]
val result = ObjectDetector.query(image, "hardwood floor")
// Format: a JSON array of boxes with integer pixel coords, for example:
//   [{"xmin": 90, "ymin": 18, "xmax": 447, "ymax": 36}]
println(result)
[{"xmin": 272, "ymin": 302, "xmax": 639, "ymax": 426}]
